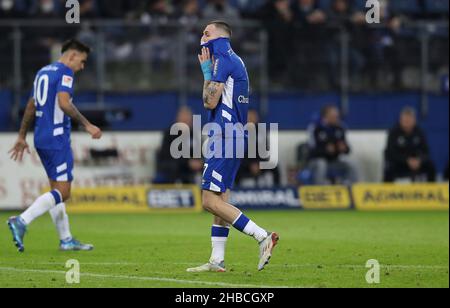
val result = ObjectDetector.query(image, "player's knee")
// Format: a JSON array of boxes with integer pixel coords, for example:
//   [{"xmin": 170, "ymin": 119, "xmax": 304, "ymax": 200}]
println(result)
[
  {"xmin": 202, "ymin": 191, "xmax": 218, "ymax": 213},
  {"xmin": 202, "ymin": 199, "xmax": 213, "ymax": 212},
  {"xmin": 61, "ymin": 191, "xmax": 71, "ymax": 202},
  {"xmin": 54, "ymin": 187, "xmax": 70, "ymax": 202}
]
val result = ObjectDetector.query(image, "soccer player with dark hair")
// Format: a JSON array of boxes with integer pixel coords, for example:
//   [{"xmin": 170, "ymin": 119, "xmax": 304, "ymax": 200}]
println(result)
[
  {"xmin": 7, "ymin": 39, "xmax": 102, "ymax": 252},
  {"xmin": 186, "ymin": 21, "xmax": 279, "ymax": 273}
]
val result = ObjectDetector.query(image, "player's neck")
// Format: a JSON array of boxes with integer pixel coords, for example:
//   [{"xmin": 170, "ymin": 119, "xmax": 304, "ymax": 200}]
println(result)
[{"xmin": 57, "ymin": 56, "xmax": 74, "ymax": 72}]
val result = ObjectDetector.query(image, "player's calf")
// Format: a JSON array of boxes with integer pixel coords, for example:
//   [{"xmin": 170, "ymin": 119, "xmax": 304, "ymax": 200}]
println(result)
[
  {"xmin": 202, "ymin": 191, "xmax": 219, "ymax": 213},
  {"xmin": 202, "ymin": 190, "xmax": 241, "ymax": 223},
  {"xmin": 51, "ymin": 181, "xmax": 71, "ymax": 202}
]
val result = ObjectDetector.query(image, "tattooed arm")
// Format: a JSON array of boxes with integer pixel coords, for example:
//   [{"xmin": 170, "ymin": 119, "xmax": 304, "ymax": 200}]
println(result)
[
  {"xmin": 198, "ymin": 47, "xmax": 225, "ymax": 110},
  {"xmin": 8, "ymin": 98, "xmax": 35, "ymax": 162},
  {"xmin": 202, "ymin": 81, "xmax": 225, "ymax": 110},
  {"xmin": 57, "ymin": 92, "xmax": 102, "ymax": 139},
  {"xmin": 19, "ymin": 98, "xmax": 36, "ymax": 139}
]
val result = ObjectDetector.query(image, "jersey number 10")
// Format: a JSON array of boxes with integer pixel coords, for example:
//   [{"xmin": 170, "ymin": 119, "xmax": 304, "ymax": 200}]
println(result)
[{"xmin": 35, "ymin": 74, "xmax": 49, "ymax": 107}]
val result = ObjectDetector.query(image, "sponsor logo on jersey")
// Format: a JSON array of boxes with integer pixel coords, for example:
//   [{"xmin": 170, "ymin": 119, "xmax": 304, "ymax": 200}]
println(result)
[
  {"xmin": 62, "ymin": 75, "xmax": 74, "ymax": 88},
  {"xmin": 238, "ymin": 95, "xmax": 249, "ymax": 104},
  {"xmin": 213, "ymin": 59, "xmax": 219, "ymax": 77}
]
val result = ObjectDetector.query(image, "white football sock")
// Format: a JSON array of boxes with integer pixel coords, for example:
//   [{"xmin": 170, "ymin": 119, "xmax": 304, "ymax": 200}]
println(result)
[
  {"xmin": 210, "ymin": 236, "xmax": 228, "ymax": 265},
  {"xmin": 49, "ymin": 203, "xmax": 72, "ymax": 241},
  {"xmin": 243, "ymin": 221, "xmax": 268, "ymax": 243},
  {"xmin": 20, "ymin": 191, "xmax": 61, "ymax": 225}
]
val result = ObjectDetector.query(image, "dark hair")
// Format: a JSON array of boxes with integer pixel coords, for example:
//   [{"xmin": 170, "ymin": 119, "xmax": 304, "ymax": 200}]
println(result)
[
  {"xmin": 208, "ymin": 20, "xmax": 232, "ymax": 38},
  {"xmin": 401, "ymin": 106, "xmax": 417, "ymax": 117},
  {"xmin": 61, "ymin": 39, "xmax": 91, "ymax": 54},
  {"xmin": 321, "ymin": 105, "xmax": 339, "ymax": 118}
]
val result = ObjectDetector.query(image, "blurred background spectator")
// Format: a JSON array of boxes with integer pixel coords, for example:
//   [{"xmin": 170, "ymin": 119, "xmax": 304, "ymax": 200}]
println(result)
[
  {"xmin": 326, "ymin": 0, "xmax": 367, "ymax": 89},
  {"xmin": 306, "ymin": 105, "xmax": 358, "ymax": 185},
  {"xmin": 174, "ymin": 0, "xmax": 202, "ymax": 24},
  {"xmin": 154, "ymin": 106, "xmax": 203, "ymax": 185},
  {"xmin": 292, "ymin": 0, "xmax": 328, "ymax": 88},
  {"xmin": 258, "ymin": 0, "xmax": 295, "ymax": 86},
  {"xmin": 0, "ymin": 0, "xmax": 27, "ymax": 18},
  {"xmin": 0, "ymin": 0, "xmax": 448, "ymax": 185},
  {"xmin": 236, "ymin": 109, "xmax": 281, "ymax": 188},
  {"xmin": 292, "ymin": 0, "xmax": 327, "ymax": 26},
  {"xmin": 0, "ymin": 0, "xmax": 448, "ymax": 92},
  {"xmin": 203, "ymin": 0, "xmax": 241, "ymax": 21},
  {"xmin": 384, "ymin": 107, "xmax": 437, "ymax": 183}
]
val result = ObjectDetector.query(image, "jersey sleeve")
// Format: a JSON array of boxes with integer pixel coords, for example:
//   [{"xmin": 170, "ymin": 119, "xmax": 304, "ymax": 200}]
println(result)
[
  {"xmin": 30, "ymin": 76, "xmax": 37, "ymax": 101},
  {"xmin": 211, "ymin": 57, "xmax": 230, "ymax": 83},
  {"xmin": 56, "ymin": 68, "xmax": 75, "ymax": 95}
]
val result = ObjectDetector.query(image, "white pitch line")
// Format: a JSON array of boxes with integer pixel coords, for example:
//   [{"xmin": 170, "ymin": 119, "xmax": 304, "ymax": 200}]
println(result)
[
  {"xmin": 245, "ymin": 264, "xmax": 449, "ymax": 270},
  {"xmin": 172, "ymin": 262, "xmax": 449, "ymax": 270},
  {"xmin": 337, "ymin": 265, "xmax": 449, "ymax": 270},
  {"xmin": 0, "ymin": 262, "xmax": 448, "ymax": 270},
  {"xmin": 0, "ymin": 262, "xmax": 141, "ymax": 266},
  {"xmin": 0, "ymin": 267, "xmax": 297, "ymax": 288}
]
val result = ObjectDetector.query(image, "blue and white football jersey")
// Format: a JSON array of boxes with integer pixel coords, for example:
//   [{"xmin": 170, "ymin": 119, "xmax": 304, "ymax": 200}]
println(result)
[
  {"xmin": 202, "ymin": 38, "xmax": 250, "ymax": 193},
  {"xmin": 207, "ymin": 38, "xmax": 250, "ymax": 138},
  {"xmin": 31, "ymin": 62, "xmax": 74, "ymax": 150}
]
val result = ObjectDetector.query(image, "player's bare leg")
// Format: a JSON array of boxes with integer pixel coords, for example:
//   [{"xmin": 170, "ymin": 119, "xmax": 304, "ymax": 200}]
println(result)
[
  {"xmin": 187, "ymin": 192, "xmax": 230, "ymax": 273},
  {"xmin": 215, "ymin": 190, "xmax": 231, "ymax": 225},
  {"xmin": 49, "ymin": 180, "xmax": 93, "ymax": 251},
  {"xmin": 202, "ymin": 190, "xmax": 241, "ymax": 223},
  {"xmin": 203, "ymin": 190, "xmax": 279, "ymax": 271},
  {"xmin": 189, "ymin": 190, "xmax": 279, "ymax": 271}
]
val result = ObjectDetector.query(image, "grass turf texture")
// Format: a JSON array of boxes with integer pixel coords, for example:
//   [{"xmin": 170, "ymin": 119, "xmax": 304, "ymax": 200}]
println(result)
[{"xmin": 0, "ymin": 211, "xmax": 448, "ymax": 288}]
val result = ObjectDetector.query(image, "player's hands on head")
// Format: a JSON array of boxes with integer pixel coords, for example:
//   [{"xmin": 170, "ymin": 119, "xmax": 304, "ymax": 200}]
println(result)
[
  {"xmin": 8, "ymin": 138, "xmax": 31, "ymax": 162},
  {"xmin": 86, "ymin": 124, "xmax": 102, "ymax": 139}
]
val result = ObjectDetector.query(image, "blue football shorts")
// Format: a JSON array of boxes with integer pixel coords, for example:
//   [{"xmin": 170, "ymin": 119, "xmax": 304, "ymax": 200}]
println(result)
[{"xmin": 36, "ymin": 145, "xmax": 74, "ymax": 182}]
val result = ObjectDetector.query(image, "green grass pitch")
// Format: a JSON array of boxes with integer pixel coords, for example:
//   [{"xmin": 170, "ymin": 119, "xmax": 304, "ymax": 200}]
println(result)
[{"xmin": 0, "ymin": 211, "xmax": 448, "ymax": 288}]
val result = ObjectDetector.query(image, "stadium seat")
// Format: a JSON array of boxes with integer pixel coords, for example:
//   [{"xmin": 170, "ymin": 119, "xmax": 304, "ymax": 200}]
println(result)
[
  {"xmin": 198, "ymin": 0, "xmax": 241, "ymax": 10},
  {"xmin": 317, "ymin": 0, "xmax": 333, "ymax": 12},
  {"xmin": 389, "ymin": 0, "xmax": 421, "ymax": 15},
  {"xmin": 353, "ymin": 0, "xmax": 369, "ymax": 11},
  {"xmin": 424, "ymin": 0, "xmax": 449, "ymax": 14},
  {"xmin": 14, "ymin": 0, "xmax": 28, "ymax": 11},
  {"xmin": 234, "ymin": 0, "xmax": 268, "ymax": 13}
]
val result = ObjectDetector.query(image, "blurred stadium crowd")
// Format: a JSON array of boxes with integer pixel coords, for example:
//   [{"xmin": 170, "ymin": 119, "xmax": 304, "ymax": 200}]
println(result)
[
  {"xmin": 0, "ymin": 0, "xmax": 448, "ymax": 92},
  {"xmin": 0, "ymin": 0, "xmax": 448, "ymax": 187},
  {"xmin": 1, "ymin": 0, "xmax": 448, "ymax": 21}
]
